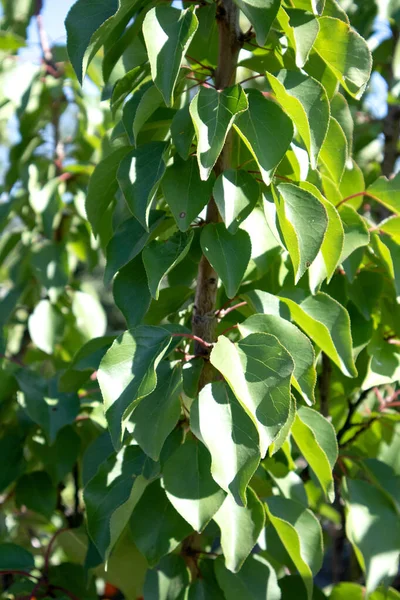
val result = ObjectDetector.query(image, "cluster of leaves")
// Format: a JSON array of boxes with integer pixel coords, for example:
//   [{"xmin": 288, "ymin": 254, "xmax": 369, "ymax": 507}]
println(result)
[{"xmin": 0, "ymin": 0, "xmax": 399, "ymax": 599}]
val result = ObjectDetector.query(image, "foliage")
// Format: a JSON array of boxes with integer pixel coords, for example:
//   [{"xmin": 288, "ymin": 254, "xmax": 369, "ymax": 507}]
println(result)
[{"xmin": 0, "ymin": 0, "xmax": 399, "ymax": 598}]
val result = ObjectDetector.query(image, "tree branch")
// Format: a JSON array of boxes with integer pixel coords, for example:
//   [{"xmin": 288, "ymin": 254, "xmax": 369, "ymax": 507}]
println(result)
[{"xmin": 192, "ymin": 0, "xmax": 242, "ymax": 367}]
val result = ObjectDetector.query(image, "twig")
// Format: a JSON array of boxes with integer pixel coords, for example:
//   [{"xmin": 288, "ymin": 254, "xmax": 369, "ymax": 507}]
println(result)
[
  {"xmin": 172, "ymin": 333, "xmax": 213, "ymax": 349},
  {"xmin": 0, "ymin": 570, "xmax": 39, "ymax": 581},
  {"xmin": 44, "ymin": 528, "xmax": 69, "ymax": 573},
  {"xmin": 185, "ymin": 75, "xmax": 216, "ymax": 89},
  {"xmin": 238, "ymin": 73, "xmax": 265, "ymax": 85},
  {"xmin": 339, "ymin": 418, "xmax": 378, "ymax": 449},
  {"xmin": 336, "ymin": 388, "xmax": 372, "ymax": 442},
  {"xmin": 217, "ymin": 301, "xmax": 247, "ymax": 319},
  {"xmin": 0, "ymin": 353, "xmax": 25, "ymax": 368},
  {"xmin": 186, "ymin": 54, "xmax": 215, "ymax": 74},
  {"xmin": 336, "ymin": 191, "xmax": 381, "ymax": 209},
  {"xmin": 220, "ymin": 324, "xmax": 239, "ymax": 336}
]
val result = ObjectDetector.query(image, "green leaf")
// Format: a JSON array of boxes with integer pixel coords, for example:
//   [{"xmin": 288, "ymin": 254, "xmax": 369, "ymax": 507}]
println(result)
[
  {"xmin": 291, "ymin": 406, "xmax": 338, "ymax": 501},
  {"xmin": 210, "ymin": 333, "xmax": 294, "ymax": 457},
  {"xmin": 65, "ymin": 0, "xmax": 118, "ymax": 83},
  {"xmin": 85, "ymin": 147, "xmax": 131, "ymax": 236},
  {"xmin": 15, "ymin": 471, "xmax": 57, "ymax": 519},
  {"xmin": 0, "ymin": 544, "xmax": 34, "ymax": 571},
  {"xmin": 105, "ymin": 211, "xmax": 165, "ymax": 285},
  {"xmin": 84, "ymin": 445, "xmax": 149, "ymax": 559},
  {"xmin": 28, "ymin": 300, "xmax": 64, "ymax": 355},
  {"xmin": 144, "ymin": 555, "xmax": 190, "ymax": 600},
  {"xmin": 338, "ymin": 204, "xmax": 370, "ymax": 264},
  {"xmin": 130, "ymin": 362, "xmax": 182, "ymax": 461},
  {"xmin": 145, "ymin": 286, "xmax": 194, "ymax": 326},
  {"xmin": 143, "ymin": 230, "xmax": 194, "ymax": 300},
  {"xmin": 71, "ymin": 290, "xmax": 107, "ymax": 341},
  {"xmin": 331, "ymin": 92, "xmax": 353, "ymax": 156},
  {"xmin": 280, "ymin": 291, "xmax": 357, "ymax": 378},
  {"xmin": 273, "ymin": 183, "xmax": 328, "ymax": 283},
  {"xmin": 117, "ymin": 142, "xmax": 168, "ymax": 230},
  {"xmin": 367, "ymin": 172, "xmax": 400, "ymax": 216},
  {"xmin": 319, "ymin": 117, "xmax": 347, "ymax": 183},
  {"xmin": 31, "ymin": 242, "xmax": 69, "ymax": 302},
  {"xmin": 143, "ymin": 6, "xmax": 199, "ymax": 106},
  {"xmin": 214, "ymin": 555, "xmax": 281, "ymax": 600},
  {"xmin": 344, "ymin": 478, "xmax": 400, "ymax": 596},
  {"xmin": 0, "ymin": 433, "xmax": 25, "ymax": 493},
  {"xmin": 190, "ymin": 85, "xmax": 248, "ymax": 180},
  {"xmin": 266, "ymin": 496, "xmax": 323, "ymax": 600},
  {"xmin": 239, "ymin": 314, "xmax": 316, "ymax": 405},
  {"xmin": 200, "ymin": 224, "xmax": 251, "ymax": 298},
  {"xmin": 267, "ymin": 71, "xmax": 329, "ymax": 169},
  {"xmin": 122, "ymin": 84, "xmax": 163, "ymax": 146},
  {"xmin": 300, "ymin": 181, "xmax": 344, "ymax": 290},
  {"xmin": 113, "ymin": 256, "xmax": 152, "ymax": 328},
  {"xmin": 130, "ymin": 480, "xmax": 192, "ymax": 566},
  {"xmin": 234, "ymin": 89, "xmax": 293, "ymax": 185},
  {"xmin": 313, "ymin": 16, "xmax": 372, "ymax": 98},
  {"xmin": 16, "ymin": 371, "xmax": 80, "ymax": 444},
  {"xmin": 59, "ymin": 336, "xmax": 115, "ymax": 393},
  {"xmin": 162, "ymin": 158, "xmax": 214, "ymax": 231},
  {"xmin": 213, "ymin": 170, "xmax": 260, "ymax": 234},
  {"xmin": 287, "ymin": 9, "xmax": 320, "ymax": 68},
  {"xmin": 98, "ymin": 326, "xmax": 172, "ymax": 448},
  {"xmin": 214, "ymin": 488, "xmax": 265, "ymax": 573},
  {"xmin": 162, "ymin": 437, "xmax": 226, "ymax": 531},
  {"xmin": 171, "ymin": 104, "xmax": 195, "ymax": 160},
  {"xmin": 233, "ymin": 0, "xmax": 280, "ymax": 46},
  {"xmin": 191, "ymin": 381, "xmax": 260, "ymax": 506},
  {"xmin": 106, "ymin": 529, "xmax": 148, "ymax": 600}
]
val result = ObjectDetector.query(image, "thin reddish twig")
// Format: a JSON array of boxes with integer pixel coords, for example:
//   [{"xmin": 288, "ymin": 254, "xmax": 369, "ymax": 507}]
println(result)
[
  {"xmin": 217, "ymin": 302, "xmax": 247, "ymax": 319},
  {"xmin": 44, "ymin": 528, "xmax": 69, "ymax": 573},
  {"xmin": 186, "ymin": 54, "xmax": 215, "ymax": 73},
  {"xmin": 172, "ymin": 333, "xmax": 213, "ymax": 349},
  {"xmin": 0, "ymin": 569, "xmax": 39, "ymax": 581},
  {"xmin": 220, "ymin": 324, "xmax": 239, "ymax": 337},
  {"xmin": 238, "ymin": 73, "xmax": 265, "ymax": 85},
  {"xmin": 336, "ymin": 191, "xmax": 382, "ymax": 209}
]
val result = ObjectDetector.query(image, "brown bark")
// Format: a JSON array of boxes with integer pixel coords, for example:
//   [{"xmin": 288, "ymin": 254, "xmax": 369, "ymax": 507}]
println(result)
[{"xmin": 192, "ymin": 0, "xmax": 242, "ymax": 365}]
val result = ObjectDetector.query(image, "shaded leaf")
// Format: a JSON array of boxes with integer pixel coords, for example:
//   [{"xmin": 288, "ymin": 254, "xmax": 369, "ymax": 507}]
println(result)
[
  {"xmin": 130, "ymin": 362, "xmax": 182, "ymax": 461},
  {"xmin": 233, "ymin": 0, "xmax": 280, "ymax": 45},
  {"xmin": 267, "ymin": 70, "xmax": 329, "ymax": 169},
  {"xmin": 143, "ymin": 230, "xmax": 194, "ymax": 299},
  {"xmin": 163, "ymin": 437, "xmax": 226, "ymax": 531},
  {"xmin": 313, "ymin": 16, "xmax": 372, "ymax": 98},
  {"xmin": 210, "ymin": 333, "xmax": 294, "ymax": 456},
  {"xmin": 291, "ymin": 406, "xmax": 338, "ymax": 502},
  {"xmin": 162, "ymin": 158, "xmax": 214, "ymax": 231},
  {"xmin": 214, "ymin": 555, "xmax": 281, "ymax": 600},
  {"xmin": 117, "ymin": 142, "xmax": 168, "ymax": 230},
  {"xmin": 98, "ymin": 326, "xmax": 172, "ymax": 448},
  {"xmin": 239, "ymin": 314, "xmax": 316, "ymax": 405},
  {"xmin": 143, "ymin": 6, "xmax": 199, "ymax": 106},
  {"xmin": 213, "ymin": 169, "xmax": 259, "ymax": 234},
  {"xmin": 200, "ymin": 224, "xmax": 251, "ymax": 298},
  {"xmin": 266, "ymin": 496, "xmax": 323, "ymax": 600},
  {"xmin": 235, "ymin": 89, "xmax": 293, "ymax": 185},
  {"xmin": 190, "ymin": 85, "xmax": 248, "ymax": 180},
  {"xmin": 214, "ymin": 489, "xmax": 265, "ymax": 572},
  {"xmin": 130, "ymin": 480, "xmax": 192, "ymax": 566},
  {"xmin": 191, "ymin": 381, "xmax": 260, "ymax": 506}
]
